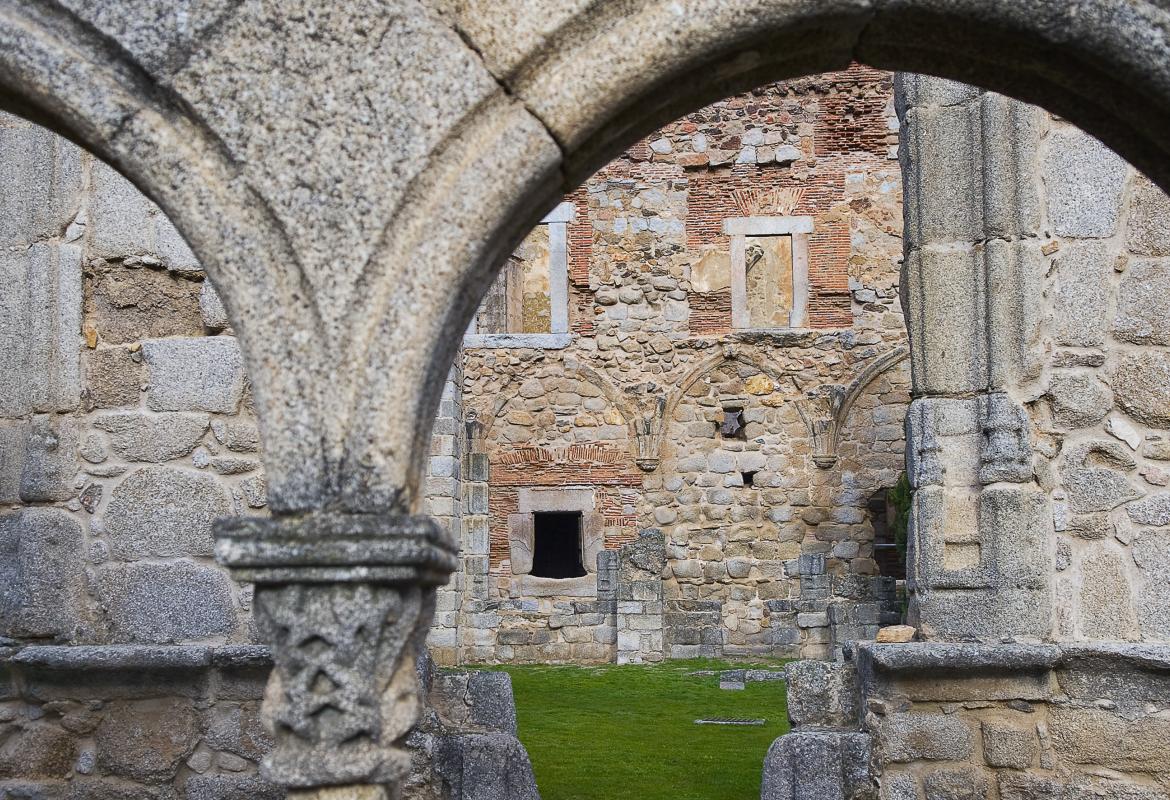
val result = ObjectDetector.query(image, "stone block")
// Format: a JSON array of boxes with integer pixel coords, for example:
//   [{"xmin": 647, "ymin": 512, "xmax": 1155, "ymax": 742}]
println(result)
[
  {"xmin": 89, "ymin": 160, "xmax": 156, "ymax": 259},
  {"xmin": 922, "ymin": 767, "xmax": 989, "ymax": 800},
  {"xmin": 0, "ymin": 113, "xmax": 83, "ymax": 249},
  {"xmin": 84, "ymin": 346, "xmax": 143, "ymax": 408},
  {"xmin": 467, "ymin": 671, "xmax": 519, "ymax": 737},
  {"xmin": 785, "ymin": 660, "xmax": 860, "ymax": 729},
  {"xmin": 903, "ymin": 246, "xmax": 987, "ymax": 395},
  {"xmin": 1077, "ymin": 550, "xmax": 1139, "ymax": 639},
  {"xmin": 760, "ymin": 731, "xmax": 873, "ymax": 800},
  {"xmin": 182, "ymin": 775, "xmax": 285, "ymax": 800},
  {"xmin": 999, "ymin": 773, "xmax": 1169, "ymax": 800},
  {"xmin": 95, "ymin": 412, "xmax": 209, "ymax": 462},
  {"xmin": 19, "ymin": 415, "xmax": 78, "ymax": 502},
  {"xmin": 901, "ymin": 102, "xmax": 981, "ymax": 244},
  {"xmin": 874, "ymin": 713, "xmax": 973, "ymax": 762},
  {"xmin": 0, "ymin": 508, "xmax": 86, "ymax": 640},
  {"xmin": 203, "ymin": 703, "xmax": 270, "ymax": 760},
  {"xmin": 84, "ymin": 261, "xmax": 203, "ymax": 344},
  {"xmin": 0, "ymin": 419, "xmax": 29, "ymax": 502},
  {"xmin": 209, "ymin": 419, "xmax": 261, "ymax": 453},
  {"xmin": 0, "ymin": 723, "xmax": 76, "ymax": 779},
  {"xmin": 435, "ymin": 732, "xmax": 540, "ymax": 800},
  {"xmin": 1126, "ymin": 175, "xmax": 1170, "ymax": 256},
  {"xmin": 1127, "ymin": 491, "xmax": 1170, "ymax": 528},
  {"xmin": 1114, "ymin": 259, "xmax": 1170, "ymax": 345},
  {"xmin": 1046, "ymin": 372, "xmax": 1112, "ymax": 429},
  {"xmin": 1043, "ymin": 128, "xmax": 1128, "ymax": 238},
  {"xmin": 97, "ymin": 561, "xmax": 236, "ymax": 643},
  {"xmin": 95, "ymin": 699, "xmax": 198, "ymax": 783},
  {"xmin": 1, "ymin": 244, "xmax": 83, "ymax": 419},
  {"xmin": 1054, "ymin": 241, "xmax": 1110, "ymax": 347},
  {"xmin": 1133, "ymin": 531, "xmax": 1170, "ymax": 639},
  {"xmin": 103, "ymin": 466, "xmax": 230, "ymax": 558},
  {"xmin": 143, "ymin": 337, "xmax": 246, "ymax": 413},
  {"xmin": 1049, "ymin": 706, "xmax": 1170, "ymax": 775},
  {"xmin": 981, "ymin": 720, "xmax": 1037, "ymax": 769},
  {"xmin": 1113, "ymin": 350, "xmax": 1170, "ymax": 428}
]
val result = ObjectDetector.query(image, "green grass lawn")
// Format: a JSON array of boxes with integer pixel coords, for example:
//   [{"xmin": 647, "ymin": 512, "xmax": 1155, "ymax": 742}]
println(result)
[{"xmin": 479, "ymin": 659, "xmax": 789, "ymax": 800}]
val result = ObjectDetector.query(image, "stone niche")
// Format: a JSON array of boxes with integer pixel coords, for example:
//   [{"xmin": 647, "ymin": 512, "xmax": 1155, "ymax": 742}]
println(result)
[{"xmin": 507, "ymin": 487, "xmax": 605, "ymax": 597}]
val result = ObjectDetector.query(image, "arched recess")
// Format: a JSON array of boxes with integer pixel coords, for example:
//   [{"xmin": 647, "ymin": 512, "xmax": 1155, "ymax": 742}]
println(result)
[{"xmin": 0, "ymin": 2, "xmax": 323, "ymax": 510}]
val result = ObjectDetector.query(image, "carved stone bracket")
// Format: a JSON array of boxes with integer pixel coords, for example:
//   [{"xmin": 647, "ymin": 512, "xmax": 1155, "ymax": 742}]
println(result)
[
  {"xmin": 798, "ymin": 347, "xmax": 909, "ymax": 469},
  {"xmin": 215, "ymin": 513, "xmax": 458, "ymax": 790}
]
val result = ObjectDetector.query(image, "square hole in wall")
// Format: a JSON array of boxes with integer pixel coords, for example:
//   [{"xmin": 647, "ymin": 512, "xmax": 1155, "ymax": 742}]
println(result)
[
  {"xmin": 531, "ymin": 511, "xmax": 586, "ymax": 579},
  {"xmin": 720, "ymin": 407, "xmax": 746, "ymax": 439},
  {"xmin": 742, "ymin": 470, "xmax": 758, "ymax": 487}
]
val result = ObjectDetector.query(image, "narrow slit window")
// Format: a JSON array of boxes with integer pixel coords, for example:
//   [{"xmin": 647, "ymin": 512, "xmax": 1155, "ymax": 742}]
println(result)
[{"xmin": 531, "ymin": 511, "xmax": 586, "ymax": 579}]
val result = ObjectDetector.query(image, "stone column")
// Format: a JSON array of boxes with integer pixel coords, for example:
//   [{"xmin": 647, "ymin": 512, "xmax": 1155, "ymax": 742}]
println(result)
[
  {"xmin": 216, "ymin": 513, "xmax": 458, "ymax": 798},
  {"xmin": 898, "ymin": 75, "xmax": 1054, "ymax": 641}
]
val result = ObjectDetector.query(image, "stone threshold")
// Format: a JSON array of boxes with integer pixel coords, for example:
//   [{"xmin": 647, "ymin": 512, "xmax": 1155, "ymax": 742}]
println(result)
[
  {"xmin": 0, "ymin": 644, "xmax": 272, "ymax": 671},
  {"xmin": 853, "ymin": 640, "xmax": 1170, "ymax": 674}
]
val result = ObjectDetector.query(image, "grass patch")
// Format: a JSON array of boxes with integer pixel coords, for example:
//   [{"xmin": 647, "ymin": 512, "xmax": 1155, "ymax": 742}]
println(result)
[{"xmin": 477, "ymin": 659, "xmax": 789, "ymax": 800}]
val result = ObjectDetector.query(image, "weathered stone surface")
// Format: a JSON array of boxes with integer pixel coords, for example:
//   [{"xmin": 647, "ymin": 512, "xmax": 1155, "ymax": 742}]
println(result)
[
  {"xmin": 1114, "ymin": 259, "xmax": 1170, "ymax": 345},
  {"xmin": 1043, "ymin": 128, "xmax": 1128, "ymax": 238},
  {"xmin": 981, "ymin": 720, "xmax": 1037, "ymax": 769},
  {"xmin": 0, "ymin": 419, "xmax": 30, "ymax": 502},
  {"xmin": 1049, "ymin": 706, "xmax": 1170, "ymax": 775},
  {"xmin": 760, "ymin": 731, "xmax": 873, "ymax": 800},
  {"xmin": 999, "ymin": 773, "xmax": 1170, "ymax": 800},
  {"xmin": 84, "ymin": 261, "xmax": 204, "ymax": 344},
  {"xmin": 435, "ymin": 732, "xmax": 541, "ymax": 800},
  {"xmin": 0, "ymin": 200, "xmax": 82, "ymax": 419},
  {"xmin": 0, "ymin": 723, "xmax": 75, "ymax": 779},
  {"xmin": 200, "ymin": 280, "xmax": 230, "ymax": 331},
  {"xmin": 97, "ymin": 561, "xmax": 236, "ymax": 643},
  {"xmin": 0, "ymin": 508, "xmax": 86, "ymax": 640},
  {"xmin": 1046, "ymin": 372, "xmax": 1112, "ymax": 429},
  {"xmin": 1132, "ymin": 531, "xmax": 1170, "ymax": 639},
  {"xmin": 143, "ymin": 338, "xmax": 246, "ymax": 413},
  {"xmin": 211, "ymin": 419, "xmax": 260, "ymax": 453},
  {"xmin": 95, "ymin": 700, "xmax": 199, "ymax": 783},
  {"xmin": 1127, "ymin": 175, "xmax": 1170, "ymax": 256},
  {"xmin": 873, "ymin": 713, "xmax": 973, "ymax": 762},
  {"xmin": 1114, "ymin": 351, "xmax": 1170, "ymax": 428},
  {"xmin": 1077, "ymin": 549, "xmax": 1139, "ymax": 639},
  {"xmin": 204, "ymin": 703, "xmax": 271, "ymax": 760},
  {"xmin": 19, "ymin": 415, "xmax": 79, "ymax": 503},
  {"xmin": 785, "ymin": 660, "xmax": 860, "ymax": 729},
  {"xmin": 85, "ymin": 346, "xmax": 144, "ymax": 408},
  {"xmin": 104, "ymin": 466, "xmax": 229, "ymax": 558},
  {"xmin": 183, "ymin": 775, "xmax": 284, "ymax": 800},
  {"xmin": 922, "ymin": 767, "xmax": 988, "ymax": 800},
  {"xmin": 1053, "ymin": 241, "xmax": 1110, "ymax": 347},
  {"xmin": 467, "ymin": 671, "xmax": 519, "ymax": 737},
  {"xmin": 1126, "ymin": 493, "xmax": 1170, "ymax": 526},
  {"xmin": 94, "ymin": 412, "xmax": 209, "ymax": 462}
]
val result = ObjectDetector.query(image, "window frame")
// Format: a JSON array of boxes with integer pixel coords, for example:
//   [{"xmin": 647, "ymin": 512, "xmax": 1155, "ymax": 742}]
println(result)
[
  {"xmin": 722, "ymin": 215, "xmax": 813, "ymax": 330},
  {"xmin": 464, "ymin": 201, "xmax": 576, "ymax": 349}
]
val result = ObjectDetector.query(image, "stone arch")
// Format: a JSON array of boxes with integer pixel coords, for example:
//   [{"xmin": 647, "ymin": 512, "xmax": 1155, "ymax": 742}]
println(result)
[{"xmin": 470, "ymin": 360, "xmax": 635, "ymax": 446}]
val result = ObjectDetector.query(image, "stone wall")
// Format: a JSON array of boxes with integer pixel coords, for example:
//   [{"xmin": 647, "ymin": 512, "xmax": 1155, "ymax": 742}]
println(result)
[
  {"xmin": 454, "ymin": 65, "xmax": 912, "ymax": 665},
  {"xmin": 900, "ymin": 75, "xmax": 1170, "ymax": 645},
  {"xmin": 0, "ymin": 110, "xmax": 259, "ymax": 650}
]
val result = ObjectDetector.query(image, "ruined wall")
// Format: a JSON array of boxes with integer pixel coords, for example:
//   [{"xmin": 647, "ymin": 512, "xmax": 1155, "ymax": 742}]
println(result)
[{"xmin": 457, "ymin": 65, "xmax": 912, "ymax": 664}]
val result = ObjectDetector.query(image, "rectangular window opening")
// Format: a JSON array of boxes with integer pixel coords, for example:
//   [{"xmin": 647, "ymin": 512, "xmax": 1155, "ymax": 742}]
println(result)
[
  {"xmin": 745, "ymin": 235, "xmax": 794, "ymax": 328},
  {"xmin": 531, "ymin": 511, "xmax": 586, "ymax": 579}
]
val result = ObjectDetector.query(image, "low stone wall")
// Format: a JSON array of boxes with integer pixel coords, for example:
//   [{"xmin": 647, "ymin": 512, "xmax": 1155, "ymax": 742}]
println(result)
[
  {"xmin": 0, "ymin": 646, "xmax": 540, "ymax": 800},
  {"xmin": 760, "ymin": 643, "xmax": 1170, "ymax": 800}
]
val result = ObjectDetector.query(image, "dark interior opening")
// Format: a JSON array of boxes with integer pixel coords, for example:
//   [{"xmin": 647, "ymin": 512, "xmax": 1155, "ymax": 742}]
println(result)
[
  {"xmin": 870, "ymin": 488, "xmax": 907, "ymax": 580},
  {"xmin": 720, "ymin": 407, "xmax": 746, "ymax": 439},
  {"xmin": 742, "ymin": 470, "xmax": 757, "ymax": 487},
  {"xmin": 531, "ymin": 511, "xmax": 586, "ymax": 579}
]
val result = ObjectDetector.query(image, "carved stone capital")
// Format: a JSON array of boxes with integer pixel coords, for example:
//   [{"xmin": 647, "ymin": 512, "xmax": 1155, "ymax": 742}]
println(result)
[{"xmin": 215, "ymin": 513, "xmax": 457, "ymax": 790}]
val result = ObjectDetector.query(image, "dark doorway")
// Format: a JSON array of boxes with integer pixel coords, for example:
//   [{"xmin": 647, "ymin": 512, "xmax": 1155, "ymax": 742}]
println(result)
[{"xmin": 531, "ymin": 511, "xmax": 586, "ymax": 579}]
